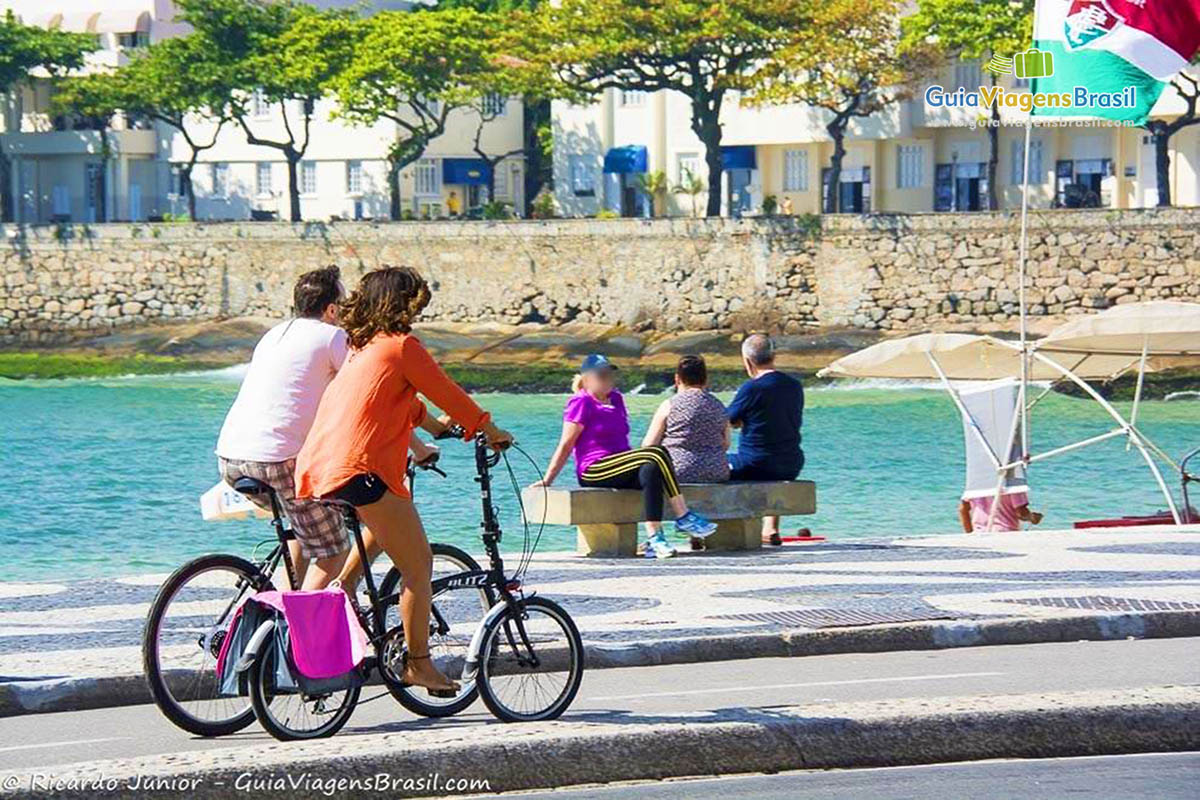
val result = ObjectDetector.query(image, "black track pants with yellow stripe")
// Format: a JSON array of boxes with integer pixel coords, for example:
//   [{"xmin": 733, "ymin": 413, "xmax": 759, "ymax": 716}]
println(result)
[{"xmin": 579, "ymin": 446, "xmax": 681, "ymax": 522}]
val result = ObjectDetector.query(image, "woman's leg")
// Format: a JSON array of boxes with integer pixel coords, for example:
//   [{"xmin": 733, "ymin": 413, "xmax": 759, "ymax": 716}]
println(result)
[{"xmin": 353, "ymin": 490, "xmax": 457, "ymax": 692}]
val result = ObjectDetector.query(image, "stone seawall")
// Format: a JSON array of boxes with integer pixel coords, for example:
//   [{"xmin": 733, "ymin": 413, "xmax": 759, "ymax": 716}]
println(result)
[{"xmin": 2, "ymin": 209, "xmax": 1198, "ymax": 346}]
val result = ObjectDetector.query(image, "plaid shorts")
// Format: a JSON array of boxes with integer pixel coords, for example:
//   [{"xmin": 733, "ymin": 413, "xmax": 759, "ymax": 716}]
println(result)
[{"xmin": 218, "ymin": 457, "xmax": 348, "ymax": 560}]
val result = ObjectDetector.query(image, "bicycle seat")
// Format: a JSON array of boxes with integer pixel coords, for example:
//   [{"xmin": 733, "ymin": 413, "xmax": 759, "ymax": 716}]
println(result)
[{"xmin": 232, "ymin": 476, "xmax": 274, "ymax": 497}]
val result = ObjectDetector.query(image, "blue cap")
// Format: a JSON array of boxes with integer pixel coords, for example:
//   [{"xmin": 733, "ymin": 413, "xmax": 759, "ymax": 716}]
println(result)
[{"xmin": 580, "ymin": 353, "xmax": 618, "ymax": 373}]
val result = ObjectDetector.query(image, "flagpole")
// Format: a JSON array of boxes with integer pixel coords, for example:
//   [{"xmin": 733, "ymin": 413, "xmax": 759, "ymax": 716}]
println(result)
[{"xmin": 1017, "ymin": 115, "xmax": 1032, "ymax": 466}]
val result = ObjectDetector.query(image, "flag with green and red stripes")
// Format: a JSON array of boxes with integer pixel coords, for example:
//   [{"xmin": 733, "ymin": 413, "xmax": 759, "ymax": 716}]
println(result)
[{"xmin": 1031, "ymin": 0, "xmax": 1200, "ymax": 124}]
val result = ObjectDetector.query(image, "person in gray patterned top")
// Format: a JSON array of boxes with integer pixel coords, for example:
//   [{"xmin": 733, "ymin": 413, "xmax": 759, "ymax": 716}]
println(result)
[{"xmin": 642, "ymin": 355, "xmax": 731, "ymax": 484}]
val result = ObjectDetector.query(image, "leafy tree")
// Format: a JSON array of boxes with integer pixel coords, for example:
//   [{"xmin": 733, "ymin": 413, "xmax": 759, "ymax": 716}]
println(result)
[
  {"xmin": 1143, "ymin": 60, "xmax": 1200, "ymax": 207},
  {"xmin": 56, "ymin": 36, "xmax": 234, "ymax": 221},
  {"xmin": 328, "ymin": 8, "xmax": 499, "ymax": 220},
  {"xmin": 902, "ymin": 0, "xmax": 1033, "ymax": 211},
  {"xmin": 177, "ymin": 0, "xmax": 356, "ymax": 222},
  {"xmin": 751, "ymin": 0, "xmax": 939, "ymax": 213},
  {"xmin": 518, "ymin": 0, "xmax": 821, "ymax": 217},
  {"xmin": 0, "ymin": 11, "xmax": 94, "ymax": 221}
]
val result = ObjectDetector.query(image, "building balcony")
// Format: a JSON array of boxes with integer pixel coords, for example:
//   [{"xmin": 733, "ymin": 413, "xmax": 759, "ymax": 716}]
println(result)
[{"xmin": 0, "ymin": 129, "xmax": 158, "ymax": 158}]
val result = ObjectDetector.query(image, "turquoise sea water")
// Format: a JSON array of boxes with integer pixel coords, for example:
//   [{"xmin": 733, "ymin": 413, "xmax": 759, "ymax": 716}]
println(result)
[{"xmin": 0, "ymin": 369, "xmax": 1196, "ymax": 582}]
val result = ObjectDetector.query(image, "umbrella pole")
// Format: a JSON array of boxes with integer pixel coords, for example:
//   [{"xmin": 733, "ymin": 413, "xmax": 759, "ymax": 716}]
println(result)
[{"xmin": 1017, "ymin": 119, "xmax": 1034, "ymax": 468}]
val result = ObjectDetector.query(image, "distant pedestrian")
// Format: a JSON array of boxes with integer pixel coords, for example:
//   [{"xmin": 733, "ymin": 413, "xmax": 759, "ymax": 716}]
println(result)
[
  {"xmin": 959, "ymin": 492, "xmax": 1043, "ymax": 533},
  {"xmin": 727, "ymin": 334, "xmax": 805, "ymax": 546}
]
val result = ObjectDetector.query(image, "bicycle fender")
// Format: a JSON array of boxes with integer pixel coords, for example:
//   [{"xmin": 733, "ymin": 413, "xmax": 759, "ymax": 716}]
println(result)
[
  {"xmin": 460, "ymin": 599, "xmax": 512, "ymax": 683},
  {"xmin": 234, "ymin": 620, "xmax": 277, "ymax": 674}
]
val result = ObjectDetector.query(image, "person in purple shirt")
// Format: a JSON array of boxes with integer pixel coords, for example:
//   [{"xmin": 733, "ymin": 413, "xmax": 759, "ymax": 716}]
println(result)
[{"xmin": 534, "ymin": 354, "xmax": 716, "ymax": 559}]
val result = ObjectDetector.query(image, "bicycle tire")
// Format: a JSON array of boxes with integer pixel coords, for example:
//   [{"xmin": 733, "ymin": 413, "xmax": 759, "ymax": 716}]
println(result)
[
  {"xmin": 142, "ymin": 553, "xmax": 271, "ymax": 737},
  {"xmin": 476, "ymin": 596, "xmax": 584, "ymax": 723},
  {"xmin": 248, "ymin": 638, "xmax": 359, "ymax": 741},
  {"xmin": 378, "ymin": 543, "xmax": 494, "ymax": 717}
]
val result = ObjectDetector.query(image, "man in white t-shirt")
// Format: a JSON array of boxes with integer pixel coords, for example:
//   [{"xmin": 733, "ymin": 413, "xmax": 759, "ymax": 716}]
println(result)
[{"xmin": 216, "ymin": 266, "xmax": 350, "ymax": 589}]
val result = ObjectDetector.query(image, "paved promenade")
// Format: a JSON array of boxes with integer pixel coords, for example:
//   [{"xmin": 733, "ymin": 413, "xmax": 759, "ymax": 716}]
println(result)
[{"xmin": 2, "ymin": 525, "xmax": 1197, "ymax": 715}]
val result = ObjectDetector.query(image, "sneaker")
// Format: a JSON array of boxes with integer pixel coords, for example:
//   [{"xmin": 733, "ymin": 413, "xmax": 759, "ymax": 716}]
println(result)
[
  {"xmin": 675, "ymin": 510, "xmax": 717, "ymax": 537},
  {"xmin": 645, "ymin": 532, "xmax": 677, "ymax": 559}
]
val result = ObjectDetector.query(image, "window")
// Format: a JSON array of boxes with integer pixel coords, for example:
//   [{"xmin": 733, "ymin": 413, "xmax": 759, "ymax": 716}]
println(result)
[
  {"xmin": 1010, "ymin": 139, "xmax": 1045, "ymax": 185},
  {"xmin": 117, "ymin": 31, "xmax": 149, "ymax": 48},
  {"xmin": 494, "ymin": 161, "xmax": 509, "ymax": 199},
  {"xmin": 413, "ymin": 158, "xmax": 441, "ymax": 196},
  {"xmin": 52, "ymin": 185, "xmax": 71, "ymax": 217},
  {"xmin": 481, "ymin": 93, "xmax": 507, "ymax": 117},
  {"xmin": 256, "ymin": 162, "xmax": 273, "ymax": 196},
  {"xmin": 211, "ymin": 163, "xmax": 229, "ymax": 197},
  {"xmin": 300, "ymin": 161, "xmax": 317, "ymax": 195},
  {"xmin": 782, "ymin": 149, "xmax": 808, "ymax": 192},
  {"xmin": 675, "ymin": 152, "xmax": 701, "ymax": 183},
  {"xmin": 1013, "ymin": 76, "xmax": 1030, "ymax": 89},
  {"xmin": 896, "ymin": 144, "xmax": 925, "ymax": 189},
  {"xmin": 620, "ymin": 90, "xmax": 646, "ymax": 107},
  {"xmin": 954, "ymin": 60, "xmax": 982, "ymax": 90},
  {"xmin": 346, "ymin": 160, "xmax": 363, "ymax": 194},
  {"xmin": 568, "ymin": 154, "xmax": 595, "ymax": 196},
  {"xmin": 169, "ymin": 165, "xmax": 186, "ymax": 196},
  {"xmin": 251, "ymin": 89, "xmax": 271, "ymax": 119}
]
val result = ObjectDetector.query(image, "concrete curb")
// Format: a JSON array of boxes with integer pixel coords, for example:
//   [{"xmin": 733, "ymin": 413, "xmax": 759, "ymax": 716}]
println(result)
[
  {"xmin": 2, "ymin": 609, "xmax": 1198, "ymax": 718},
  {"xmin": 0, "ymin": 687, "xmax": 1196, "ymax": 799}
]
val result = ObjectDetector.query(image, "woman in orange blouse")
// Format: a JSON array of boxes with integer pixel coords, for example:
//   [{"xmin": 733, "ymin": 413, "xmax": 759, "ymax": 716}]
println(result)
[{"xmin": 296, "ymin": 267, "xmax": 512, "ymax": 696}]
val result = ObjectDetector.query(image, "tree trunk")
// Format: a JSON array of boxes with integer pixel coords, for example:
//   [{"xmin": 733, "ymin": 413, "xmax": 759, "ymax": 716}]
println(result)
[
  {"xmin": 987, "ymin": 89, "xmax": 1000, "ymax": 211},
  {"xmin": 0, "ymin": 149, "xmax": 12, "ymax": 223},
  {"xmin": 182, "ymin": 162, "xmax": 197, "ymax": 221},
  {"xmin": 523, "ymin": 97, "xmax": 550, "ymax": 217},
  {"xmin": 389, "ymin": 159, "xmax": 403, "ymax": 221},
  {"xmin": 285, "ymin": 152, "xmax": 301, "ymax": 222},
  {"xmin": 826, "ymin": 123, "xmax": 846, "ymax": 213},
  {"xmin": 690, "ymin": 99, "xmax": 724, "ymax": 218},
  {"xmin": 1153, "ymin": 125, "xmax": 1171, "ymax": 207}
]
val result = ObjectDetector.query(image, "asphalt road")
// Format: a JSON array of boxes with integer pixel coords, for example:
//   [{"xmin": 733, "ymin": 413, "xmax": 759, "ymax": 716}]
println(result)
[
  {"xmin": 0, "ymin": 638, "xmax": 1197, "ymax": 772},
  {"xmin": 482, "ymin": 753, "xmax": 1200, "ymax": 800}
]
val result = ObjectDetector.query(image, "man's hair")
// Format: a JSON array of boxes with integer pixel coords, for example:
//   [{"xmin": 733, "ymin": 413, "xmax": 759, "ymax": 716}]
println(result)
[
  {"xmin": 293, "ymin": 266, "xmax": 343, "ymax": 319},
  {"xmin": 741, "ymin": 333, "xmax": 775, "ymax": 366},
  {"xmin": 676, "ymin": 354, "xmax": 707, "ymax": 387}
]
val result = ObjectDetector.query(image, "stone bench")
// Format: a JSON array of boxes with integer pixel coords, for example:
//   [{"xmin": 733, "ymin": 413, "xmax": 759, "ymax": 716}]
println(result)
[{"xmin": 520, "ymin": 481, "xmax": 817, "ymax": 556}]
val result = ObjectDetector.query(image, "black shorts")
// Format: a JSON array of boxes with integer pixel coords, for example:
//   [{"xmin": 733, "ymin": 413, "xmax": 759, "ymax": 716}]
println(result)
[{"xmin": 328, "ymin": 473, "xmax": 388, "ymax": 507}]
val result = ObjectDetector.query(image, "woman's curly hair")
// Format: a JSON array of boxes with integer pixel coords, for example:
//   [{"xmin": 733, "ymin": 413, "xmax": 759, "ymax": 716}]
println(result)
[{"xmin": 340, "ymin": 266, "xmax": 432, "ymax": 349}]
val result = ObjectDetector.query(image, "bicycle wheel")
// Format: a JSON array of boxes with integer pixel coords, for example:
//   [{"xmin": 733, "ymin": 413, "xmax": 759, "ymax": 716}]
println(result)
[
  {"xmin": 142, "ymin": 554, "xmax": 271, "ymax": 737},
  {"xmin": 378, "ymin": 543, "xmax": 494, "ymax": 717},
  {"xmin": 476, "ymin": 596, "xmax": 584, "ymax": 723},
  {"xmin": 248, "ymin": 638, "xmax": 360, "ymax": 741}
]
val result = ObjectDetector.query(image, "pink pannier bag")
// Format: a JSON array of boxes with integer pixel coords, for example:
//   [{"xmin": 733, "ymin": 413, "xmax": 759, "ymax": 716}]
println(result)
[{"xmin": 216, "ymin": 588, "xmax": 369, "ymax": 695}]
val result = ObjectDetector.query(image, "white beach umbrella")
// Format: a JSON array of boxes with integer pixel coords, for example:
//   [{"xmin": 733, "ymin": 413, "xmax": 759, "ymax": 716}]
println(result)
[{"xmin": 1037, "ymin": 300, "xmax": 1200, "ymax": 357}]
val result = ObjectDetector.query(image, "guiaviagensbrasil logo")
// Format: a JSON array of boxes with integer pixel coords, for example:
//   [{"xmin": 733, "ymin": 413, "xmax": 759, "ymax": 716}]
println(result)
[{"xmin": 985, "ymin": 49, "xmax": 1055, "ymax": 80}]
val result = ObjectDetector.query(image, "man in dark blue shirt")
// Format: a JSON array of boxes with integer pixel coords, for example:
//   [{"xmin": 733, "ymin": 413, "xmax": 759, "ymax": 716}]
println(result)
[{"xmin": 727, "ymin": 334, "xmax": 805, "ymax": 545}]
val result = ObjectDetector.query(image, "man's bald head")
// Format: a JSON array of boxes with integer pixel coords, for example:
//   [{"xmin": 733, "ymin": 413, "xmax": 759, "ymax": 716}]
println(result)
[{"xmin": 741, "ymin": 334, "xmax": 775, "ymax": 367}]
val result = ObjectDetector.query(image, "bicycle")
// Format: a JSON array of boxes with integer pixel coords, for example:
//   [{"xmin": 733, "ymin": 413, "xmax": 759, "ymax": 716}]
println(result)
[
  {"xmin": 142, "ymin": 456, "xmax": 485, "ymax": 737},
  {"xmin": 245, "ymin": 429, "xmax": 584, "ymax": 740}
]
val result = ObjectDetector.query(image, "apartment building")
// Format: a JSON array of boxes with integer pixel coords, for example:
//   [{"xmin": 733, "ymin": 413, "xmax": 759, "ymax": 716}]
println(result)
[
  {"xmin": 552, "ymin": 61, "xmax": 1200, "ymax": 218},
  {"xmin": 1, "ymin": 1, "xmax": 525, "ymax": 223}
]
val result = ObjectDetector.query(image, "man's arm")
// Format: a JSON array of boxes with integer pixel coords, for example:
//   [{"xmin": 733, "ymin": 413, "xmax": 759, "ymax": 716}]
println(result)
[{"xmin": 726, "ymin": 384, "xmax": 749, "ymax": 429}]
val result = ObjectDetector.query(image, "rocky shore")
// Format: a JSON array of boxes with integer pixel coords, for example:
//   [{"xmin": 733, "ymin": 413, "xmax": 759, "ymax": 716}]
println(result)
[{"xmin": 1, "ymin": 316, "xmax": 1197, "ymax": 398}]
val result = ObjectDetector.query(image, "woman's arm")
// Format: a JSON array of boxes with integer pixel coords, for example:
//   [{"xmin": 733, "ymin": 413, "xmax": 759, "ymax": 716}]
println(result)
[
  {"xmin": 722, "ymin": 421, "xmax": 732, "ymax": 450},
  {"xmin": 640, "ymin": 400, "xmax": 671, "ymax": 448},
  {"xmin": 959, "ymin": 500, "xmax": 974, "ymax": 533},
  {"xmin": 533, "ymin": 421, "xmax": 584, "ymax": 487},
  {"xmin": 401, "ymin": 336, "xmax": 511, "ymax": 446}
]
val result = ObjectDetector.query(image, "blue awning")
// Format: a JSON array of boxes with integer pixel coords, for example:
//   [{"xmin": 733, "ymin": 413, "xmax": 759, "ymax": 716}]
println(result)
[
  {"xmin": 442, "ymin": 158, "xmax": 492, "ymax": 186},
  {"xmin": 721, "ymin": 145, "xmax": 757, "ymax": 170},
  {"xmin": 603, "ymin": 145, "xmax": 648, "ymax": 174}
]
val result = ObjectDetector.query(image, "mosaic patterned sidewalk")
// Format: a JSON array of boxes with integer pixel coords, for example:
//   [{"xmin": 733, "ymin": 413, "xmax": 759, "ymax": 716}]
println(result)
[{"xmin": 1, "ymin": 527, "xmax": 1198, "ymax": 684}]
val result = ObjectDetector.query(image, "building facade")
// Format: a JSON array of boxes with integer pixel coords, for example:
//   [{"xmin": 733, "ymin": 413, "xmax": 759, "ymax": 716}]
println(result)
[
  {"xmin": 552, "ymin": 61, "xmax": 1200, "ymax": 218},
  {"xmin": 1, "ymin": 0, "xmax": 525, "ymax": 223}
]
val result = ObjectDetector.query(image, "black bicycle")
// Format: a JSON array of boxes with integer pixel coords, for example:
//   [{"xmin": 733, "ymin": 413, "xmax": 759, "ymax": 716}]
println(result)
[
  {"xmin": 245, "ymin": 430, "xmax": 584, "ymax": 739},
  {"xmin": 142, "ymin": 458, "xmax": 486, "ymax": 737}
]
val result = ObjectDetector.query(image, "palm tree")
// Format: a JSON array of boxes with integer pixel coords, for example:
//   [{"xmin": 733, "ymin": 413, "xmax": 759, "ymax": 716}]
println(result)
[
  {"xmin": 633, "ymin": 169, "xmax": 668, "ymax": 217},
  {"xmin": 672, "ymin": 167, "xmax": 706, "ymax": 218}
]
